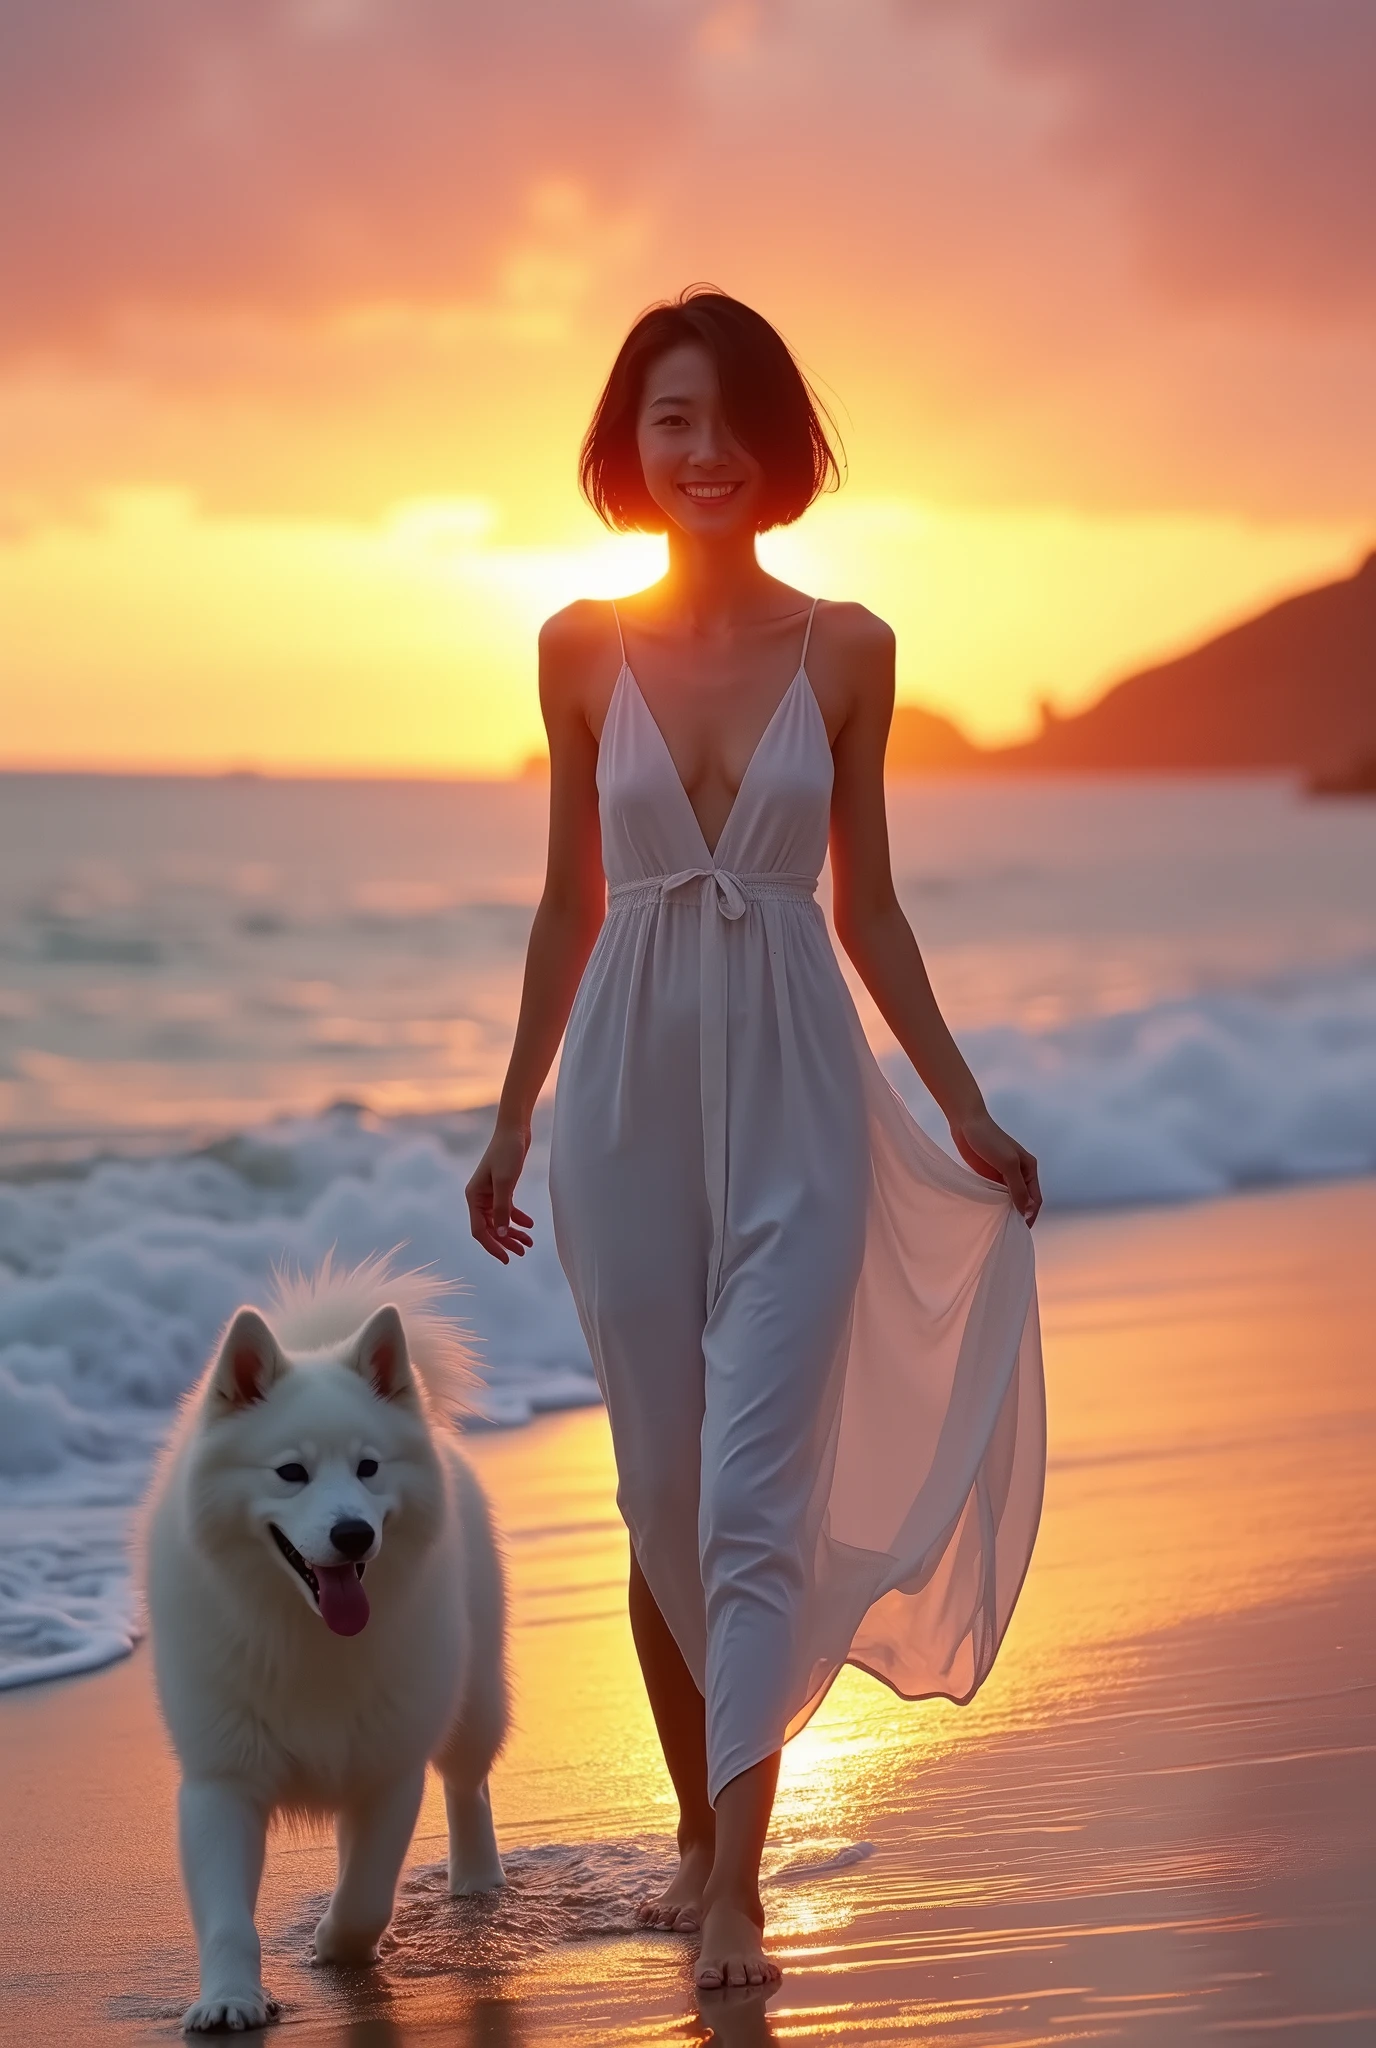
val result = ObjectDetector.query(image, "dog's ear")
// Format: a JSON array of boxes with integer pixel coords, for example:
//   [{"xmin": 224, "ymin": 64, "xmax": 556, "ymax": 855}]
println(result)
[
  {"xmin": 344, "ymin": 1305, "xmax": 416, "ymax": 1402},
  {"xmin": 210, "ymin": 1308, "xmax": 288, "ymax": 1411}
]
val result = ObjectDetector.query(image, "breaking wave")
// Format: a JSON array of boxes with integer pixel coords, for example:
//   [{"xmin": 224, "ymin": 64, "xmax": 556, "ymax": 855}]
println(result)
[{"xmin": 2, "ymin": 961, "xmax": 1374, "ymax": 1693}]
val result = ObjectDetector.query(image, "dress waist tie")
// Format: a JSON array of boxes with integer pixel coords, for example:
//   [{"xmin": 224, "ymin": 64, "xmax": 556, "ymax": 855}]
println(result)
[{"xmin": 607, "ymin": 867, "xmax": 818, "ymax": 1315}]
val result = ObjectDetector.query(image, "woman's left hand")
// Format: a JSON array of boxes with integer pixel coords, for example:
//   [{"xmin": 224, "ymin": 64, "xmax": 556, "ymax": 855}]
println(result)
[{"xmin": 949, "ymin": 1108, "xmax": 1042, "ymax": 1225}]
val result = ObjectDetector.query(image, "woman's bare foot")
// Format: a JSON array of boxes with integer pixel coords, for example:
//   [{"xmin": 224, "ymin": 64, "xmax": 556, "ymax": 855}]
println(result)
[
  {"xmin": 637, "ymin": 1836, "xmax": 714, "ymax": 1932},
  {"xmin": 693, "ymin": 1891, "xmax": 781, "ymax": 1988}
]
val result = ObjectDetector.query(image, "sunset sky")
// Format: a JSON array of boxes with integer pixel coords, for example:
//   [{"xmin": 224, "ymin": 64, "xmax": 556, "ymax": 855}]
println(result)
[{"xmin": 3, "ymin": 0, "xmax": 1374, "ymax": 774}]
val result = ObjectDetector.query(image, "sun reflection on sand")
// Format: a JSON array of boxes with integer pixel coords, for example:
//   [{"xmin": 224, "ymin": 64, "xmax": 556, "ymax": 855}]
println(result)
[{"xmin": 441, "ymin": 1181, "xmax": 1374, "ymax": 2039}]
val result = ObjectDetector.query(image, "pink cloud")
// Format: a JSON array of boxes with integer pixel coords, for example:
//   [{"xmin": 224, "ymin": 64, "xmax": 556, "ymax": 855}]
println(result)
[
  {"xmin": 931, "ymin": 0, "xmax": 1376, "ymax": 318},
  {"xmin": 9, "ymin": 1, "xmax": 1375, "ymax": 349},
  {"xmin": 0, "ymin": 0, "xmax": 683, "ymax": 349},
  {"xmin": 2, "ymin": 1, "xmax": 1374, "ymax": 524}
]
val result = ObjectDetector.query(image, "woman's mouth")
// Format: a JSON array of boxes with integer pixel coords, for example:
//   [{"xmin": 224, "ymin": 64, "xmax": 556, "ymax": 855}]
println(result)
[{"xmin": 678, "ymin": 482, "xmax": 743, "ymax": 502}]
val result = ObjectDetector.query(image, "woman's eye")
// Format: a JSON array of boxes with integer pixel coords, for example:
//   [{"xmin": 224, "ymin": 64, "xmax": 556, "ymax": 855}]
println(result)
[
  {"xmin": 357, "ymin": 1458, "xmax": 379, "ymax": 1480},
  {"xmin": 276, "ymin": 1462, "xmax": 309, "ymax": 1484}
]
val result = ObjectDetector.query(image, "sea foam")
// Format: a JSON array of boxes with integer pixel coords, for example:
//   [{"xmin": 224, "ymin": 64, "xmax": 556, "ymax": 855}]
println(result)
[
  {"xmin": 888, "ymin": 961, "xmax": 1376, "ymax": 1207},
  {"xmin": 2, "ymin": 962, "xmax": 1374, "ymax": 1691},
  {"xmin": 0, "ymin": 1109, "xmax": 595, "ymax": 1691}
]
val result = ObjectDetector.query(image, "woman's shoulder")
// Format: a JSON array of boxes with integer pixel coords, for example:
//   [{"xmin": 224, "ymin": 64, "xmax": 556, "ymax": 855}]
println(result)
[
  {"xmin": 816, "ymin": 598, "xmax": 895, "ymax": 662},
  {"xmin": 538, "ymin": 597, "xmax": 618, "ymax": 660},
  {"xmin": 537, "ymin": 600, "xmax": 620, "ymax": 716},
  {"xmin": 536, "ymin": 598, "xmax": 622, "ymax": 737}
]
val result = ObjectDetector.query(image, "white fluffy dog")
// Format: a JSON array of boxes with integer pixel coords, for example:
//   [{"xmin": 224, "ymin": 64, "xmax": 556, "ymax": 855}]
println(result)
[{"xmin": 143, "ymin": 1257, "xmax": 508, "ymax": 2033}]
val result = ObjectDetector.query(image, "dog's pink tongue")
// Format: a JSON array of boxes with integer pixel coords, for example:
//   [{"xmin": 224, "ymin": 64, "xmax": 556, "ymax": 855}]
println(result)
[{"xmin": 315, "ymin": 1565, "xmax": 370, "ymax": 1636}]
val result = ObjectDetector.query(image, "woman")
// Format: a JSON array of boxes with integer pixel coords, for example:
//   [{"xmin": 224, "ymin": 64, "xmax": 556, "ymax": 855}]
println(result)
[{"xmin": 465, "ymin": 288, "xmax": 1045, "ymax": 1992}]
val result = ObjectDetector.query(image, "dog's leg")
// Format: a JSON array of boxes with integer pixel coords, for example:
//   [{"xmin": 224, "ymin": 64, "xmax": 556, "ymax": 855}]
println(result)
[
  {"xmin": 441, "ymin": 1773, "xmax": 505, "ymax": 1895},
  {"xmin": 435, "ymin": 1698, "xmax": 506, "ymax": 1895},
  {"xmin": 314, "ymin": 1766, "xmax": 426, "ymax": 1966},
  {"xmin": 435, "ymin": 1677, "xmax": 507, "ymax": 1893},
  {"xmin": 177, "ymin": 1778, "xmax": 277, "ymax": 2033},
  {"xmin": 438, "ymin": 1456, "xmax": 509, "ymax": 1895}
]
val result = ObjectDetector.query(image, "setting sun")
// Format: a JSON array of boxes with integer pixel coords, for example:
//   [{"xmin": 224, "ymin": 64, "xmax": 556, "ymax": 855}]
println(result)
[{"xmin": 3, "ymin": 485, "xmax": 1361, "ymax": 774}]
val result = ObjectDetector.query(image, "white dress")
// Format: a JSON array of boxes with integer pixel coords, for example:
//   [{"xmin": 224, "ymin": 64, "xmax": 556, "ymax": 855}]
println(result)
[{"xmin": 548, "ymin": 599, "xmax": 1045, "ymax": 1803}]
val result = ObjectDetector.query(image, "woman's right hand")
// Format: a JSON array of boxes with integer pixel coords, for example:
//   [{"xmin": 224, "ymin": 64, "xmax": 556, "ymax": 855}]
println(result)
[{"xmin": 465, "ymin": 1122, "xmax": 536, "ymax": 1264}]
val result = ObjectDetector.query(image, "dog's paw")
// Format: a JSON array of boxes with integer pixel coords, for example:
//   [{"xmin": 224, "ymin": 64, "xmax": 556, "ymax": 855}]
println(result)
[
  {"xmin": 181, "ymin": 1985, "xmax": 278, "ymax": 2031},
  {"xmin": 312, "ymin": 1913, "xmax": 381, "ymax": 1967},
  {"xmin": 448, "ymin": 1859, "xmax": 507, "ymax": 1897}
]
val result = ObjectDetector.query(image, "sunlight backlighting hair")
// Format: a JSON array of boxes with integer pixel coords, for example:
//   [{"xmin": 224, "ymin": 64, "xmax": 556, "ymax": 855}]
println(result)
[{"xmin": 579, "ymin": 284, "xmax": 845, "ymax": 534}]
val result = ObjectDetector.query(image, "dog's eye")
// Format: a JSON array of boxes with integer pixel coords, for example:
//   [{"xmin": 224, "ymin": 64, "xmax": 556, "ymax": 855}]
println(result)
[
  {"xmin": 275, "ymin": 1462, "xmax": 309, "ymax": 1484},
  {"xmin": 356, "ymin": 1458, "xmax": 379, "ymax": 1479}
]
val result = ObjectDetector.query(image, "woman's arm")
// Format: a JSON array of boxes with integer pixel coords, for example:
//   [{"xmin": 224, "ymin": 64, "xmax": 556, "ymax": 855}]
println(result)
[
  {"xmin": 827, "ymin": 610, "xmax": 1041, "ymax": 1225},
  {"xmin": 464, "ymin": 608, "xmax": 609, "ymax": 1263}
]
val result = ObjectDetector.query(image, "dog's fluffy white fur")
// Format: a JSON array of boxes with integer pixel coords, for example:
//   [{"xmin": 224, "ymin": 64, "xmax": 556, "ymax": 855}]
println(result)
[{"xmin": 143, "ymin": 1255, "xmax": 508, "ymax": 2032}]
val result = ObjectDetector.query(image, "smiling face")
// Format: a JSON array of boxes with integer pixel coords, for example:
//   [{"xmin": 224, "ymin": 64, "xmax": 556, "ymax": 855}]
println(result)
[
  {"xmin": 635, "ymin": 340, "xmax": 766, "ymax": 538},
  {"xmin": 257, "ymin": 1389, "xmax": 392, "ymax": 1635},
  {"xmin": 187, "ymin": 1304, "xmax": 445, "ymax": 1637}
]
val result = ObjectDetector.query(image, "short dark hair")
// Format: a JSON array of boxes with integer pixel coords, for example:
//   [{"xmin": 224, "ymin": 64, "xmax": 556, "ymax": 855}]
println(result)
[{"xmin": 579, "ymin": 285, "xmax": 844, "ymax": 533}]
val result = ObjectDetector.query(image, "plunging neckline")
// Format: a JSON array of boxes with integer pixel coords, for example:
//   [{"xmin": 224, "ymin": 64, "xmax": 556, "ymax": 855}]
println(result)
[{"xmin": 617, "ymin": 660, "xmax": 813, "ymax": 863}]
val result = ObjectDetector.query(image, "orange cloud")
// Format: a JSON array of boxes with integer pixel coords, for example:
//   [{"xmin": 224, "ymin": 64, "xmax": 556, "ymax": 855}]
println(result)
[
  {"xmin": 2, "ymin": 0, "xmax": 1374, "ymax": 529},
  {"xmin": 2, "ymin": 2, "xmax": 1373, "ymax": 770},
  {"xmin": 0, "ymin": 0, "xmax": 675, "ymax": 350},
  {"xmin": 927, "ymin": 0, "xmax": 1376, "ymax": 318}
]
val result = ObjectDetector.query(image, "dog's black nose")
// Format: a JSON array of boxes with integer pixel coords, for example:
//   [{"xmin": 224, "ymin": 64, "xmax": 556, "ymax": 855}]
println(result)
[{"xmin": 330, "ymin": 1518, "xmax": 375, "ymax": 1561}]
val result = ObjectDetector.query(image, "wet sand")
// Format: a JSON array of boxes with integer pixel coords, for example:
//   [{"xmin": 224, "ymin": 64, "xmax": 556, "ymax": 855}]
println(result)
[{"xmin": 5, "ymin": 1178, "xmax": 1375, "ymax": 2045}]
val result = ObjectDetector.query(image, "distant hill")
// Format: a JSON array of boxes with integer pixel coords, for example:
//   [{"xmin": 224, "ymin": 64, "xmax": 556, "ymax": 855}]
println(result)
[
  {"xmin": 886, "ymin": 702, "xmax": 982, "ymax": 771},
  {"xmin": 887, "ymin": 550, "xmax": 1376, "ymax": 777}
]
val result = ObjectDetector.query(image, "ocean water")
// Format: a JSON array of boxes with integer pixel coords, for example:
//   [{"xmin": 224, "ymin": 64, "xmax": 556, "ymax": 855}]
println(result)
[{"xmin": 1, "ymin": 769, "xmax": 1374, "ymax": 1690}]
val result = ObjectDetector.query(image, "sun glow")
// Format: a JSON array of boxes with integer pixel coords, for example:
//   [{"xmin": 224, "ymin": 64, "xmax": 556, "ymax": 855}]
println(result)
[
  {"xmin": 0, "ymin": 491, "xmax": 664, "ymax": 777},
  {"xmin": 1, "ymin": 487, "xmax": 1361, "ymax": 776}
]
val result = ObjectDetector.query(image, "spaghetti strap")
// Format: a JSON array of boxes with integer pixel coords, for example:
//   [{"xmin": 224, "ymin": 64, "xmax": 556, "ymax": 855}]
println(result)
[
  {"xmin": 799, "ymin": 595, "xmax": 820, "ymax": 670},
  {"xmin": 610, "ymin": 600, "xmax": 627, "ymax": 668}
]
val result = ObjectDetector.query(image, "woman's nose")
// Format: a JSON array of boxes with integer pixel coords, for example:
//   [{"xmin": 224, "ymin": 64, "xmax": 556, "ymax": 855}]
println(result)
[{"xmin": 688, "ymin": 427, "xmax": 732, "ymax": 469}]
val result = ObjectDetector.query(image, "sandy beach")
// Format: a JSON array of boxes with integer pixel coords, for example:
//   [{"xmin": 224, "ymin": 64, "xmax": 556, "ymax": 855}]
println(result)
[{"xmin": 5, "ymin": 1176, "xmax": 1374, "ymax": 2045}]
